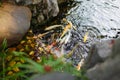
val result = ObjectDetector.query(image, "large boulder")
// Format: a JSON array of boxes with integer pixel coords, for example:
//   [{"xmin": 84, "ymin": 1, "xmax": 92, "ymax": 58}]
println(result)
[{"xmin": 0, "ymin": 3, "xmax": 31, "ymax": 46}]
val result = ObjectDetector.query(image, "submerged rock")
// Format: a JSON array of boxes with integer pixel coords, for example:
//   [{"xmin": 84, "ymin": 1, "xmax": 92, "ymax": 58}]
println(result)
[{"xmin": 0, "ymin": 3, "xmax": 31, "ymax": 46}]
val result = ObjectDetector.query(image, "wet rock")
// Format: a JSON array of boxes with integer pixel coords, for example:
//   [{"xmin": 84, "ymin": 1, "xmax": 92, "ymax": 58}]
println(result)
[
  {"xmin": 112, "ymin": 38, "xmax": 120, "ymax": 57},
  {"xmin": 2, "ymin": 0, "xmax": 59, "ymax": 18},
  {"xmin": 4, "ymin": 0, "xmax": 72, "ymax": 26},
  {"xmin": 43, "ymin": 0, "xmax": 59, "ymax": 17},
  {"xmin": 86, "ymin": 55, "xmax": 120, "ymax": 80},
  {"xmin": 84, "ymin": 40, "xmax": 113, "ymax": 69},
  {"xmin": 29, "ymin": 0, "xmax": 59, "ymax": 26},
  {"xmin": 0, "ymin": 3, "xmax": 31, "ymax": 46},
  {"xmin": 30, "ymin": 72, "xmax": 76, "ymax": 80},
  {"xmin": 84, "ymin": 38, "xmax": 120, "ymax": 69},
  {"xmin": 85, "ymin": 38, "xmax": 120, "ymax": 80}
]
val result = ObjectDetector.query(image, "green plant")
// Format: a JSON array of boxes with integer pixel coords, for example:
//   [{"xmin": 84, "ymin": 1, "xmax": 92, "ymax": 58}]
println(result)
[
  {"xmin": 0, "ymin": 39, "xmax": 7, "ymax": 80},
  {"xmin": 0, "ymin": 39, "xmax": 88, "ymax": 80},
  {"xmin": 20, "ymin": 55, "xmax": 88, "ymax": 80},
  {"xmin": 0, "ymin": 39, "xmax": 29, "ymax": 80}
]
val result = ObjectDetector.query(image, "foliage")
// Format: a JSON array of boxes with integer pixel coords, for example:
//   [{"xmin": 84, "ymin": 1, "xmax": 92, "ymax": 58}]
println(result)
[
  {"xmin": 0, "ymin": 39, "xmax": 29, "ymax": 80},
  {"xmin": 0, "ymin": 39, "xmax": 88, "ymax": 80}
]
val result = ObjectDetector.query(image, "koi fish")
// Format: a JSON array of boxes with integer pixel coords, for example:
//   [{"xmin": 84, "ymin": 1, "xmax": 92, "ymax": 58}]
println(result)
[
  {"xmin": 60, "ymin": 21, "xmax": 72, "ymax": 38},
  {"xmin": 83, "ymin": 32, "xmax": 89, "ymax": 43}
]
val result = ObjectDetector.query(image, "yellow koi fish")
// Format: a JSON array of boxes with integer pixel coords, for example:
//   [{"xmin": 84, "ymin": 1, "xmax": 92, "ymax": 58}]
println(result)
[{"xmin": 83, "ymin": 32, "xmax": 89, "ymax": 43}]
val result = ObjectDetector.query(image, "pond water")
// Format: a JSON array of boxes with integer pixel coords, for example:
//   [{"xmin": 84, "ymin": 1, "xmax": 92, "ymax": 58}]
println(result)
[
  {"xmin": 67, "ymin": 0, "xmax": 120, "ymax": 38},
  {"xmin": 60, "ymin": 0, "xmax": 120, "ymax": 65},
  {"xmin": 39, "ymin": 0, "xmax": 120, "ymax": 66}
]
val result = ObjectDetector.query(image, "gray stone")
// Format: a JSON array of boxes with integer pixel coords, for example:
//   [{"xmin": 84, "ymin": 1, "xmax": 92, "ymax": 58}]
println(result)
[
  {"xmin": 86, "ymin": 55, "xmax": 120, "ymax": 80},
  {"xmin": 84, "ymin": 38, "xmax": 120, "ymax": 69},
  {"xmin": 85, "ymin": 38, "xmax": 120, "ymax": 80},
  {"xmin": 112, "ymin": 38, "xmax": 120, "ymax": 57},
  {"xmin": 30, "ymin": 72, "xmax": 76, "ymax": 80},
  {"xmin": 43, "ymin": 0, "xmax": 59, "ymax": 17},
  {"xmin": 84, "ymin": 40, "xmax": 113, "ymax": 69},
  {"xmin": 29, "ymin": 0, "xmax": 59, "ymax": 26}
]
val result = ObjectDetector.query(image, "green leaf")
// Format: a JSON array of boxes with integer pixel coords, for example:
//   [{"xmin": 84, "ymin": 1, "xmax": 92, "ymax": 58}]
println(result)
[
  {"xmin": 22, "ymin": 58, "xmax": 44, "ymax": 73},
  {"xmin": 0, "ymin": 39, "xmax": 7, "ymax": 51},
  {"xmin": 13, "ymin": 51, "xmax": 26, "ymax": 56}
]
